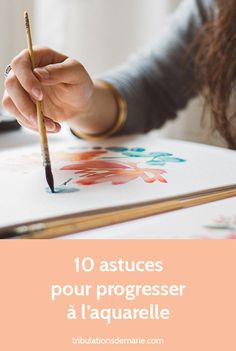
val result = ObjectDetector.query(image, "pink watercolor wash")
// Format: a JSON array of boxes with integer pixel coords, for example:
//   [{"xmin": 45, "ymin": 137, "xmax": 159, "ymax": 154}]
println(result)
[{"xmin": 61, "ymin": 160, "xmax": 168, "ymax": 185}]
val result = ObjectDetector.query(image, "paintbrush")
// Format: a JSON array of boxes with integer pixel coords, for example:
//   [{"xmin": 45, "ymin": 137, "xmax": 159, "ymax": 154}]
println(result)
[
  {"xmin": 24, "ymin": 11, "xmax": 54, "ymax": 193},
  {"xmin": 1, "ymin": 183, "xmax": 236, "ymax": 239}
]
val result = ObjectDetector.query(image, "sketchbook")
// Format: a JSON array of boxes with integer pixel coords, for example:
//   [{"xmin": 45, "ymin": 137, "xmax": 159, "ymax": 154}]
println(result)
[{"xmin": 1, "ymin": 132, "xmax": 236, "ymax": 229}]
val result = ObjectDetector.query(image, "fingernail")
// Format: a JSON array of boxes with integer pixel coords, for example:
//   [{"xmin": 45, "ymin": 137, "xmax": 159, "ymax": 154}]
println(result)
[
  {"xmin": 35, "ymin": 68, "xmax": 50, "ymax": 80},
  {"xmin": 46, "ymin": 120, "xmax": 56, "ymax": 132},
  {"xmin": 32, "ymin": 88, "xmax": 43, "ymax": 101},
  {"xmin": 55, "ymin": 122, "xmax": 61, "ymax": 132}
]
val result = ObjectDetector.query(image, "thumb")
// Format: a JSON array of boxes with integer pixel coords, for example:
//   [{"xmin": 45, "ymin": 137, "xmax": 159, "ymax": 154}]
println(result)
[{"xmin": 34, "ymin": 58, "xmax": 85, "ymax": 85}]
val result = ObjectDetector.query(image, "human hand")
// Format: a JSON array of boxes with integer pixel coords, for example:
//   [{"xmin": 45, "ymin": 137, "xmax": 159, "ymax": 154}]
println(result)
[{"xmin": 2, "ymin": 47, "xmax": 94, "ymax": 133}]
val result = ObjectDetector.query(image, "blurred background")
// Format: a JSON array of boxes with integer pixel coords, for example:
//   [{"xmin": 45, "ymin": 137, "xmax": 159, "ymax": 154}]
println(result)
[{"xmin": 0, "ymin": 0, "xmax": 224, "ymax": 146}]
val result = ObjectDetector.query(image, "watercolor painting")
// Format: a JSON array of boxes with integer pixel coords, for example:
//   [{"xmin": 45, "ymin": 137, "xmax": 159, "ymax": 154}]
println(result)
[
  {"xmin": 55, "ymin": 146, "xmax": 186, "ymax": 187},
  {"xmin": 2, "ymin": 134, "xmax": 236, "ymax": 233},
  {"xmin": 204, "ymin": 215, "xmax": 236, "ymax": 239},
  {"xmin": 0, "ymin": 143, "xmax": 186, "ymax": 195}
]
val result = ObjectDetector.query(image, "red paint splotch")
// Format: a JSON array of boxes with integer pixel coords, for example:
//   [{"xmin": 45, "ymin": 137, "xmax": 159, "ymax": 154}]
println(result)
[
  {"xmin": 61, "ymin": 160, "xmax": 167, "ymax": 185},
  {"xmin": 54, "ymin": 150, "xmax": 107, "ymax": 162}
]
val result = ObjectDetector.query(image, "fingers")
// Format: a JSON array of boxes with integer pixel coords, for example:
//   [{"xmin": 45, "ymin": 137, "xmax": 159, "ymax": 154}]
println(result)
[
  {"xmin": 2, "ymin": 90, "xmax": 61, "ymax": 133},
  {"xmin": 5, "ymin": 70, "xmax": 37, "ymax": 119},
  {"xmin": 10, "ymin": 47, "xmax": 68, "ymax": 100},
  {"xmin": 33, "ymin": 46, "xmax": 68, "ymax": 67},
  {"xmin": 34, "ymin": 58, "xmax": 87, "ymax": 85},
  {"xmin": 4, "ymin": 47, "xmax": 75, "ymax": 132},
  {"xmin": 11, "ymin": 49, "xmax": 43, "ymax": 101},
  {"xmin": 43, "ymin": 117, "xmax": 62, "ymax": 133},
  {"xmin": 2, "ymin": 91, "xmax": 38, "ymax": 132}
]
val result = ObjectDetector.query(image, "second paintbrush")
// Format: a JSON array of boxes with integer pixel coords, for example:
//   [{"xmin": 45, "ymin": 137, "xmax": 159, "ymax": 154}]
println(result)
[{"xmin": 24, "ymin": 11, "xmax": 54, "ymax": 193}]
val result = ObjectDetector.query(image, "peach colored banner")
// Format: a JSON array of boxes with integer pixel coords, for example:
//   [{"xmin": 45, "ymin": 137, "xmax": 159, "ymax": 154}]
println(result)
[{"xmin": 0, "ymin": 240, "xmax": 235, "ymax": 351}]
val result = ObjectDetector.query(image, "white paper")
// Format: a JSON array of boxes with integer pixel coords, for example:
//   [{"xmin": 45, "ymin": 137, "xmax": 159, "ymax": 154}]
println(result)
[{"xmin": 1, "ymin": 131, "xmax": 236, "ymax": 230}]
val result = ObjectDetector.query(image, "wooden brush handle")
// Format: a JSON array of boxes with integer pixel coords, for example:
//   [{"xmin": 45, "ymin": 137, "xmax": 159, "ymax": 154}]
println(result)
[
  {"xmin": 24, "ymin": 12, "xmax": 36, "ymax": 68},
  {"xmin": 24, "ymin": 11, "xmax": 51, "ymax": 165},
  {"xmin": 24, "ymin": 185, "xmax": 236, "ymax": 239}
]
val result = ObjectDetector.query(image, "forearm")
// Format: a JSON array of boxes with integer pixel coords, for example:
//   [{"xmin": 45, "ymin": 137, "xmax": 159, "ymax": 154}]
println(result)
[
  {"xmin": 69, "ymin": 0, "xmax": 212, "ymax": 138},
  {"xmin": 96, "ymin": 0, "xmax": 213, "ymax": 136}
]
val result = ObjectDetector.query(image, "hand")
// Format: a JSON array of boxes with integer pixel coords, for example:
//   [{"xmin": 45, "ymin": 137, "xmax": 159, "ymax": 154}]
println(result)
[{"xmin": 2, "ymin": 47, "xmax": 94, "ymax": 133}]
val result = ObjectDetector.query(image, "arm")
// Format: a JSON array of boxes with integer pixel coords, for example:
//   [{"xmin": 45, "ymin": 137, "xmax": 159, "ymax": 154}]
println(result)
[
  {"xmin": 2, "ymin": 0, "xmax": 213, "ymax": 137},
  {"xmin": 95, "ymin": 0, "xmax": 214, "ymax": 135}
]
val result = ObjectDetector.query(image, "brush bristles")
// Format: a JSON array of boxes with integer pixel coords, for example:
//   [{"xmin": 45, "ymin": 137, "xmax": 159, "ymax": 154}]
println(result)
[{"xmin": 45, "ymin": 165, "xmax": 55, "ymax": 193}]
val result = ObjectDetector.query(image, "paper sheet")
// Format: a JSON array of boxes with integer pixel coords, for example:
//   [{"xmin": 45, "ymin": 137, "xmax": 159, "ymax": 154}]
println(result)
[{"xmin": 1, "ymin": 132, "xmax": 236, "ymax": 228}]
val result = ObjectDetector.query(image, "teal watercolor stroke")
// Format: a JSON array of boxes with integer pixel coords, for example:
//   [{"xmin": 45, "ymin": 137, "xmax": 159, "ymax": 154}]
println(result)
[{"xmin": 103, "ymin": 147, "xmax": 186, "ymax": 166}]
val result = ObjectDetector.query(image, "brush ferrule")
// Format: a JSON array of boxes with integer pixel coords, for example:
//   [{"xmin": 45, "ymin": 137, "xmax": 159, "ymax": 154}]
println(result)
[
  {"xmin": 41, "ymin": 146, "xmax": 51, "ymax": 167},
  {"xmin": 16, "ymin": 223, "xmax": 46, "ymax": 235}
]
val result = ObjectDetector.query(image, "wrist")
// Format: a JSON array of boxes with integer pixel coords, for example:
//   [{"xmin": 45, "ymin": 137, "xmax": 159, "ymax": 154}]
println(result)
[
  {"xmin": 68, "ymin": 80, "xmax": 127, "ymax": 139},
  {"xmin": 66, "ymin": 84, "xmax": 97, "ymax": 126}
]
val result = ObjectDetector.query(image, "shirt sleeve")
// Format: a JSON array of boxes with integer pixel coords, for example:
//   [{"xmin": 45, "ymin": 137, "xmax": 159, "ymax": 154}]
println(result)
[{"xmin": 98, "ymin": 0, "xmax": 214, "ymax": 135}]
